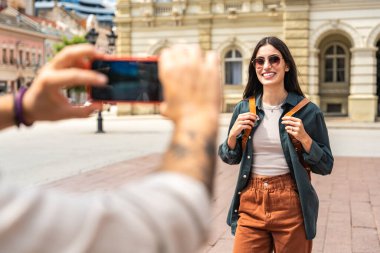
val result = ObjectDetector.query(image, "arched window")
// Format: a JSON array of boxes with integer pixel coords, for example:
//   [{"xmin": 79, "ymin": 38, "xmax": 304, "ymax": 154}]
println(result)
[
  {"xmin": 319, "ymin": 39, "xmax": 350, "ymax": 115},
  {"xmin": 224, "ymin": 49, "xmax": 242, "ymax": 85},
  {"xmin": 323, "ymin": 44, "xmax": 347, "ymax": 83}
]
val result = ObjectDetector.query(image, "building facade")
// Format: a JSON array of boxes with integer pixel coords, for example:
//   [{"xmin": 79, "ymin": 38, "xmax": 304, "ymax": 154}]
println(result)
[
  {"xmin": 0, "ymin": 7, "xmax": 46, "ymax": 93},
  {"xmin": 115, "ymin": 0, "xmax": 380, "ymax": 122},
  {"xmin": 35, "ymin": 0, "xmax": 115, "ymax": 27}
]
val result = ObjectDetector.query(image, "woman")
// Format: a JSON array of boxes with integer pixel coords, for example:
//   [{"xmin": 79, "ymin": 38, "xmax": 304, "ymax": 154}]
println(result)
[{"xmin": 218, "ymin": 36, "xmax": 334, "ymax": 253}]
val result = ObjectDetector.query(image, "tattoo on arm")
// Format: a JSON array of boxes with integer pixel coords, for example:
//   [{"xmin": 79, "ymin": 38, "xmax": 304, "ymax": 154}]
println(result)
[{"xmin": 160, "ymin": 126, "xmax": 217, "ymax": 195}]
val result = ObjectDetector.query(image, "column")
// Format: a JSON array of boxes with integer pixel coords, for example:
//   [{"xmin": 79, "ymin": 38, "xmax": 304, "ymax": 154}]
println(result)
[
  {"xmin": 348, "ymin": 47, "xmax": 378, "ymax": 122},
  {"xmin": 198, "ymin": 0, "xmax": 212, "ymax": 51},
  {"xmin": 283, "ymin": 0, "xmax": 310, "ymax": 95},
  {"xmin": 115, "ymin": 0, "xmax": 132, "ymax": 56}
]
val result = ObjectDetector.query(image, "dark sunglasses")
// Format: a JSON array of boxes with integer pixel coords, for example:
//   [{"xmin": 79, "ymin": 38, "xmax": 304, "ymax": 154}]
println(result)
[{"xmin": 252, "ymin": 55, "xmax": 282, "ymax": 68}]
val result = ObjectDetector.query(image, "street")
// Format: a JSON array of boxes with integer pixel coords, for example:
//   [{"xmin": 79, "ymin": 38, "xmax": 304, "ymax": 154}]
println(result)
[
  {"xmin": 1, "ymin": 113, "xmax": 380, "ymax": 252},
  {"xmin": 1, "ymin": 113, "xmax": 380, "ymax": 186}
]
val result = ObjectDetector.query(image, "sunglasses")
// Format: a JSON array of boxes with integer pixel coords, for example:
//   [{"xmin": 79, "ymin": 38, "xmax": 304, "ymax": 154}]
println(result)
[{"xmin": 252, "ymin": 55, "xmax": 282, "ymax": 68}]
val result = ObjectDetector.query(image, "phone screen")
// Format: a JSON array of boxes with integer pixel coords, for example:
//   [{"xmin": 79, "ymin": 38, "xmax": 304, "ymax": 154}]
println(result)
[{"xmin": 90, "ymin": 59, "xmax": 163, "ymax": 102}]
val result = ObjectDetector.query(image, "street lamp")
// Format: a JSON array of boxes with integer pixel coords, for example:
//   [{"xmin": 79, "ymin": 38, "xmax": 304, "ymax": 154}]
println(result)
[
  {"xmin": 85, "ymin": 27, "xmax": 104, "ymax": 133},
  {"xmin": 85, "ymin": 28, "xmax": 99, "ymax": 46},
  {"xmin": 106, "ymin": 26, "xmax": 118, "ymax": 54}
]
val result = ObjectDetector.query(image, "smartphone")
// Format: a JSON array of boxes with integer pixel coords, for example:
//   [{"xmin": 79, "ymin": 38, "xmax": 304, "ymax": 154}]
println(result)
[{"xmin": 88, "ymin": 56, "xmax": 163, "ymax": 103}]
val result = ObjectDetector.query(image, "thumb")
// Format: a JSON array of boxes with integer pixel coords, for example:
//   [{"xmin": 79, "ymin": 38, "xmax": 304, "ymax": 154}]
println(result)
[{"xmin": 159, "ymin": 102, "xmax": 169, "ymax": 118}]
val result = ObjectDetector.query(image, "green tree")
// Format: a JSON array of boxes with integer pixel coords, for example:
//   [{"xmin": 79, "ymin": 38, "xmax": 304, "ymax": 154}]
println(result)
[{"xmin": 54, "ymin": 35, "xmax": 87, "ymax": 53}]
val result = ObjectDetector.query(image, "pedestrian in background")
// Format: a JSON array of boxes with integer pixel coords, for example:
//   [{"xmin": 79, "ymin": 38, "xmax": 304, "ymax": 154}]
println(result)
[
  {"xmin": 219, "ymin": 36, "xmax": 334, "ymax": 253},
  {"xmin": 0, "ymin": 44, "xmax": 221, "ymax": 253}
]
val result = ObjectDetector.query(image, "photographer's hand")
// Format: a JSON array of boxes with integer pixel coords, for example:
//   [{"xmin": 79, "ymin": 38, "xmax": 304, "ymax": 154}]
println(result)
[
  {"xmin": 0, "ymin": 44, "xmax": 107, "ymax": 130},
  {"xmin": 159, "ymin": 45, "xmax": 221, "ymax": 194},
  {"xmin": 21, "ymin": 44, "xmax": 107, "ymax": 125}
]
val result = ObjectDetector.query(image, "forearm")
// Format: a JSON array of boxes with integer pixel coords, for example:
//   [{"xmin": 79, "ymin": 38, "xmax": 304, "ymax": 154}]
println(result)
[
  {"xmin": 300, "ymin": 135, "xmax": 313, "ymax": 153},
  {"xmin": 227, "ymin": 135, "xmax": 237, "ymax": 150},
  {"xmin": 160, "ymin": 114, "xmax": 218, "ymax": 194},
  {"xmin": 0, "ymin": 174, "xmax": 209, "ymax": 253},
  {"xmin": 0, "ymin": 94, "xmax": 15, "ymax": 130}
]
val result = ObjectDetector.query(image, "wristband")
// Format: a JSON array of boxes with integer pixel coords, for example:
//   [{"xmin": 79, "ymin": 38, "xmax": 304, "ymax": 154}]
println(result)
[{"xmin": 14, "ymin": 87, "xmax": 33, "ymax": 128}]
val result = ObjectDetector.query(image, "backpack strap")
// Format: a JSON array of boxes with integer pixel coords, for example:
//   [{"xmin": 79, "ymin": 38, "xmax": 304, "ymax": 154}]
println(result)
[
  {"xmin": 285, "ymin": 97, "xmax": 310, "ymax": 117},
  {"xmin": 241, "ymin": 97, "xmax": 255, "ymax": 151},
  {"xmin": 285, "ymin": 97, "xmax": 311, "ymax": 180}
]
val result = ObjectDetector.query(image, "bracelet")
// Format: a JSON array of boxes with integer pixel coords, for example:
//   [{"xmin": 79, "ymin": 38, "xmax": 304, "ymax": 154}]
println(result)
[{"xmin": 14, "ymin": 87, "xmax": 33, "ymax": 128}]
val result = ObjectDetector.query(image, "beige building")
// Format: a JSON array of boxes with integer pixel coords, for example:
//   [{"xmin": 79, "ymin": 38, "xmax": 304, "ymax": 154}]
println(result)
[{"xmin": 115, "ymin": 0, "xmax": 380, "ymax": 122}]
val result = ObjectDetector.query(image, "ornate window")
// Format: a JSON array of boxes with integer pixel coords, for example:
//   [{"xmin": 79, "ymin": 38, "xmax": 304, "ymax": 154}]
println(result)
[
  {"xmin": 322, "ymin": 43, "xmax": 348, "ymax": 83},
  {"xmin": 224, "ymin": 49, "xmax": 242, "ymax": 85},
  {"xmin": 319, "ymin": 39, "xmax": 350, "ymax": 115}
]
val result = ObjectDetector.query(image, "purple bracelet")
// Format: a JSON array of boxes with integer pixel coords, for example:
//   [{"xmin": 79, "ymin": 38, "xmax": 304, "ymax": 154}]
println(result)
[{"xmin": 14, "ymin": 87, "xmax": 33, "ymax": 127}]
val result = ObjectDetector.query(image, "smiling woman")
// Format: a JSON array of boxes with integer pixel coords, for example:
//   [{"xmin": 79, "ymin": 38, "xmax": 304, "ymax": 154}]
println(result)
[{"xmin": 218, "ymin": 36, "xmax": 333, "ymax": 253}]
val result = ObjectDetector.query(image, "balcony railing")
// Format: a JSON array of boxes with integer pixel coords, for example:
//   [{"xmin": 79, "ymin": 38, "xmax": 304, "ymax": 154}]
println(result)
[
  {"xmin": 154, "ymin": 3, "xmax": 172, "ymax": 17},
  {"xmin": 225, "ymin": 3, "xmax": 243, "ymax": 12}
]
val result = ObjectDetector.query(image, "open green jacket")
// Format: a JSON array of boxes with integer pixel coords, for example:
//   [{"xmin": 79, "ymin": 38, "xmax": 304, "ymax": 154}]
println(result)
[{"xmin": 218, "ymin": 92, "xmax": 334, "ymax": 240}]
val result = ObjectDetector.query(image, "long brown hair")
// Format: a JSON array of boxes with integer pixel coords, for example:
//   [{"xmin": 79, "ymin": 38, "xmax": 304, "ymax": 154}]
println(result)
[{"xmin": 243, "ymin": 36, "xmax": 304, "ymax": 99}]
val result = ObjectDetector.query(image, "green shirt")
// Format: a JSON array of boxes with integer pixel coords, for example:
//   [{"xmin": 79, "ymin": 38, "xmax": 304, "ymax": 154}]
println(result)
[{"xmin": 218, "ymin": 92, "xmax": 334, "ymax": 240}]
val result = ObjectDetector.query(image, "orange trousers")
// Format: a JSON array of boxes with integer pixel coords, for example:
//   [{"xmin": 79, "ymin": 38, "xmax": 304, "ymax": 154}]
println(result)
[{"xmin": 233, "ymin": 173, "xmax": 312, "ymax": 253}]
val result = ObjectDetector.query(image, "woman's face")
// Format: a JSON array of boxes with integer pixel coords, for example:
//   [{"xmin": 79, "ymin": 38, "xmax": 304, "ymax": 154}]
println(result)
[{"xmin": 253, "ymin": 44, "xmax": 289, "ymax": 89}]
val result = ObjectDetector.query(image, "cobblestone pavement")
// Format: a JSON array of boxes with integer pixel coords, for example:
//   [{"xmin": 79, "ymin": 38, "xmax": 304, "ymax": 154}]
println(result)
[
  {"xmin": 44, "ymin": 154, "xmax": 380, "ymax": 253},
  {"xmin": 2, "ymin": 113, "xmax": 380, "ymax": 252}
]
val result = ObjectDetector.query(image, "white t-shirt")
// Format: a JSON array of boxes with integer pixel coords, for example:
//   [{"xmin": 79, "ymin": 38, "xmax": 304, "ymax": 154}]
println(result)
[
  {"xmin": 0, "ymin": 172, "xmax": 209, "ymax": 253},
  {"xmin": 252, "ymin": 105, "xmax": 290, "ymax": 176}
]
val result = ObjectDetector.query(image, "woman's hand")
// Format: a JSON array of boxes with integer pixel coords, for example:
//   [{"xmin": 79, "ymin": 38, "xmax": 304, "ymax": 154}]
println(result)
[
  {"xmin": 227, "ymin": 112, "xmax": 259, "ymax": 150},
  {"xmin": 281, "ymin": 116, "xmax": 312, "ymax": 153}
]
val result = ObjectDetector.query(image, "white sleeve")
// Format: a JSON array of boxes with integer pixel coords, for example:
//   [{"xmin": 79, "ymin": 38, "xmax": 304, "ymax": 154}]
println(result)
[{"xmin": 0, "ymin": 172, "xmax": 210, "ymax": 253}]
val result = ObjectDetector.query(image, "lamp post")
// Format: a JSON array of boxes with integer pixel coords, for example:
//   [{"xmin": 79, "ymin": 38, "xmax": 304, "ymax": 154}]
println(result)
[
  {"xmin": 106, "ymin": 26, "xmax": 118, "ymax": 54},
  {"xmin": 85, "ymin": 28, "xmax": 99, "ymax": 46},
  {"xmin": 85, "ymin": 27, "xmax": 104, "ymax": 133}
]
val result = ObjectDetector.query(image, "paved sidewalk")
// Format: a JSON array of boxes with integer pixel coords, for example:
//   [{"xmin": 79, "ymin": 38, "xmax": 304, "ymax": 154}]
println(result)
[{"xmin": 44, "ymin": 154, "xmax": 380, "ymax": 253}]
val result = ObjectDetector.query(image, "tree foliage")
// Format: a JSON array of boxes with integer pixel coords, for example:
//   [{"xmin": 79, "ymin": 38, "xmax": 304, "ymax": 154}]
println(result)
[
  {"xmin": 54, "ymin": 36, "xmax": 88, "ymax": 93},
  {"xmin": 54, "ymin": 35, "xmax": 87, "ymax": 54}
]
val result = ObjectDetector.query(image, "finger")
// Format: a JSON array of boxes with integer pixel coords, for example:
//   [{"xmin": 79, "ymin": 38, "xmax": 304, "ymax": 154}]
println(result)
[
  {"xmin": 51, "ymin": 44, "xmax": 103, "ymax": 69},
  {"xmin": 63, "ymin": 104, "xmax": 101, "ymax": 119},
  {"xmin": 281, "ymin": 120, "xmax": 297, "ymax": 126},
  {"xmin": 83, "ymin": 102, "xmax": 103, "ymax": 111},
  {"xmin": 158, "ymin": 47, "xmax": 179, "ymax": 82},
  {"xmin": 282, "ymin": 116, "xmax": 299, "ymax": 122},
  {"xmin": 158, "ymin": 48, "xmax": 171, "ymax": 72},
  {"xmin": 286, "ymin": 126, "xmax": 295, "ymax": 133},
  {"xmin": 281, "ymin": 116, "xmax": 292, "ymax": 121},
  {"xmin": 286, "ymin": 126, "xmax": 299, "ymax": 133},
  {"xmin": 239, "ymin": 119, "xmax": 255, "ymax": 127},
  {"xmin": 235, "ymin": 125, "xmax": 252, "ymax": 132},
  {"xmin": 40, "ymin": 69, "xmax": 107, "ymax": 89},
  {"xmin": 239, "ymin": 115, "xmax": 260, "ymax": 123},
  {"xmin": 159, "ymin": 102, "xmax": 169, "ymax": 117},
  {"xmin": 238, "ymin": 113, "xmax": 257, "ymax": 120},
  {"xmin": 241, "ymin": 125, "xmax": 252, "ymax": 131}
]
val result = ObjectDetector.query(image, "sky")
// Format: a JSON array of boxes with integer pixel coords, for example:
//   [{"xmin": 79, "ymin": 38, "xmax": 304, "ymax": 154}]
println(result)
[{"xmin": 101, "ymin": 0, "xmax": 116, "ymax": 9}]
